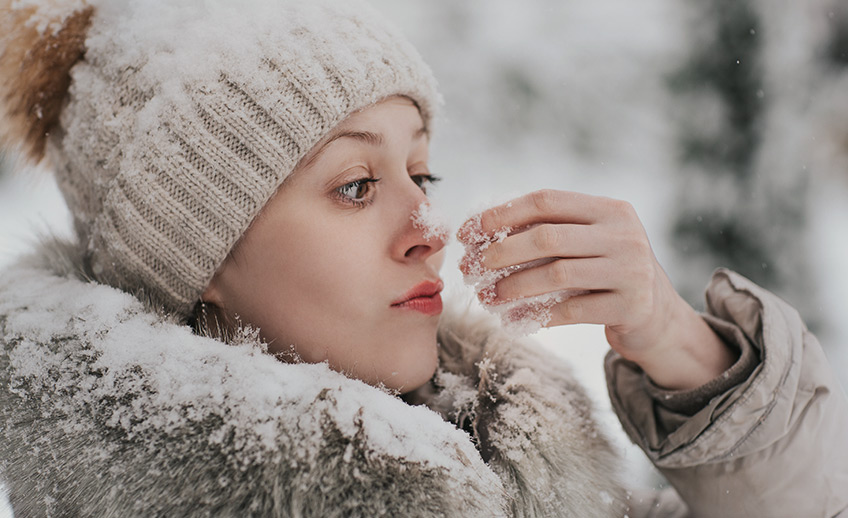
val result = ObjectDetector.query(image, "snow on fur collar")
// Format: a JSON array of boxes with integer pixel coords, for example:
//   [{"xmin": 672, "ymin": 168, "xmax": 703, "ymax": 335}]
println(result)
[{"xmin": 0, "ymin": 240, "xmax": 626, "ymax": 517}]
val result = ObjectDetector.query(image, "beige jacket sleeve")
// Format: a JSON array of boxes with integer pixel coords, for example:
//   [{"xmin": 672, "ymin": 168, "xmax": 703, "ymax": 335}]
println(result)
[{"xmin": 605, "ymin": 269, "xmax": 848, "ymax": 518}]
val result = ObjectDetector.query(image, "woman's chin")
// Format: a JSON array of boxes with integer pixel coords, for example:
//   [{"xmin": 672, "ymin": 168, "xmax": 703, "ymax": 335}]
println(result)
[{"xmin": 374, "ymin": 347, "xmax": 440, "ymax": 393}]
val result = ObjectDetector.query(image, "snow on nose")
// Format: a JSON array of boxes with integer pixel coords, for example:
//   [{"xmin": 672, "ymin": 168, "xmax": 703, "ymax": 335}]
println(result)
[{"xmin": 411, "ymin": 201, "xmax": 451, "ymax": 244}]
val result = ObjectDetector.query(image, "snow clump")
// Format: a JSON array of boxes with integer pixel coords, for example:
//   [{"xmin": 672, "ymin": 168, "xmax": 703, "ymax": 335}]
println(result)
[
  {"xmin": 459, "ymin": 214, "xmax": 584, "ymax": 337},
  {"xmin": 411, "ymin": 201, "xmax": 451, "ymax": 243}
]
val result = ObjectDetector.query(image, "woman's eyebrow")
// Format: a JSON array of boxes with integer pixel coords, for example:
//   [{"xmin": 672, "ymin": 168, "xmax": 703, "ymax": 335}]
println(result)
[
  {"xmin": 299, "ymin": 130, "xmax": 383, "ymax": 169},
  {"xmin": 320, "ymin": 130, "xmax": 385, "ymax": 154},
  {"xmin": 299, "ymin": 125, "xmax": 427, "ymax": 169},
  {"xmin": 335, "ymin": 130, "xmax": 384, "ymax": 146}
]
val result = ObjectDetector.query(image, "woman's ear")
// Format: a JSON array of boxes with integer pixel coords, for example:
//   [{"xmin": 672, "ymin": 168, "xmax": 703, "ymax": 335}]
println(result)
[
  {"xmin": 201, "ymin": 273, "xmax": 225, "ymax": 307},
  {"xmin": 194, "ymin": 274, "xmax": 234, "ymax": 340}
]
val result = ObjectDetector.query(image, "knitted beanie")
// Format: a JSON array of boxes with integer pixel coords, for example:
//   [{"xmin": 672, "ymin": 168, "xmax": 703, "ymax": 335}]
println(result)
[{"xmin": 0, "ymin": 0, "xmax": 439, "ymax": 318}]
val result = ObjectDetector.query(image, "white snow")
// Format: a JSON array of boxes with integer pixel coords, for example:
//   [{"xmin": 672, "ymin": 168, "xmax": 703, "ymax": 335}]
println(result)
[
  {"xmin": 457, "ymin": 213, "xmax": 587, "ymax": 337},
  {"xmin": 0, "ymin": 169, "xmax": 72, "ymax": 267},
  {"xmin": 1, "ymin": 257, "xmax": 493, "ymax": 487},
  {"xmin": 411, "ymin": 200, "xmax": 451, "ymax": 243},
  {"xmin": 2, "ymin": 0, "xmax": 848, "ymax": 513},
  {"xmin": 0, "ymin": 485, "xmax": 8, "ymax": 518},
  {"xmin": 10, "ymin": 0, "xmax": 88, "ymax": 35}
]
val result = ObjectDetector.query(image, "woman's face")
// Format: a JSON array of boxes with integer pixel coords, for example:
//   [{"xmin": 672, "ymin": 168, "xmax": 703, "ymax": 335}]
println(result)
[{"xmin": 203, "ymin": 97, "xmax": 445, "ymax": 392}]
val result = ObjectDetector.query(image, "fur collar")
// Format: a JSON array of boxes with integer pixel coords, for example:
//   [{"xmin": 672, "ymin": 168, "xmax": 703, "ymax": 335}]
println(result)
[{"xmin": 0, "ymin": 239, "xmax": 625, "ymax": 517}]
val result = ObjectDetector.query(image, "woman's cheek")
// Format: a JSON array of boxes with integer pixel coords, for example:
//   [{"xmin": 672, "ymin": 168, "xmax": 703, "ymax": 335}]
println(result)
[{"xmin": 428, "ymin": 249, "xmax": 446, "ymax": 271}]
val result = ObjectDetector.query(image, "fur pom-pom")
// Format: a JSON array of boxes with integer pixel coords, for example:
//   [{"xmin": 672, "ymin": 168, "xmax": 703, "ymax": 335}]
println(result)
[{"xmin": 0, "ymin": 1, "xmax": 93, "ymax": 163}]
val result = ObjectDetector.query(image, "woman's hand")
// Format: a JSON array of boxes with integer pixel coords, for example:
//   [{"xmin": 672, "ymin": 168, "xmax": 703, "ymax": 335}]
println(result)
[{"xmin": 458, "ymin": 190, "xmax": 737, "ymax": 391}]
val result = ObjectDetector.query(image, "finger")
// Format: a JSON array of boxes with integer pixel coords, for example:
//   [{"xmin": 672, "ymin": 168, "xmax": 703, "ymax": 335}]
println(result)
[
  {"xmin": 546, "ymin": 291, "xmax": 626, "ymax": 327},
  {"xmin": 492, "ymin": 257, "xmax": 619, "ymax": 302},
  {"xmin": 481, "ymin": 223, "xmax": 606, "ymax": 270},
  {"xmin": 457, "ymin": 190, "xmax": 617, "ymax": 244},
  {"xmin": 458, "ymin": 239, "xmax": 498, "ymax": 277},
  {"xmin": 459, "ymin": 249, "xmax": 477, "ymax": 276}
]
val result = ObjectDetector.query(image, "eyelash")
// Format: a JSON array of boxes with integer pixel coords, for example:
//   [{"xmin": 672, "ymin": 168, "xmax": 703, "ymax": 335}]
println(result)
[
  {"xmin": 333, "ymin": 173, "xmax": 443, "ymax": 208},
  {"xmin": 334, "ymin": 177, "xmax": 381, "ymax": 207},
  {"xmin": 411, "ymin": 174, "xmax": 442, "ymax": 195}
]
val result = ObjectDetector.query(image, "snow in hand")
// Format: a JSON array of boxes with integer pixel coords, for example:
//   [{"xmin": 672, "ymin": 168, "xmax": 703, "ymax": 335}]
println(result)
[{"xmin": 459, "ymin": 213, "xmax": 584, "ymax": 337}]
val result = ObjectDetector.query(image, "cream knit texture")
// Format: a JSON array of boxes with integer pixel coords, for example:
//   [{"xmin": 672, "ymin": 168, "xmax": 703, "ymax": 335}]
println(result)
[{"xmin": 43, "ymin": 0, "xmax": 439, "ymax": 318}]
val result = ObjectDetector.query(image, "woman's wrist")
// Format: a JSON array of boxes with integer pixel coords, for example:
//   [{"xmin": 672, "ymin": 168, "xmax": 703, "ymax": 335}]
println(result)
[{"xmin": 623, "ymin": 297, "xmax": 739, "ymax": 391}]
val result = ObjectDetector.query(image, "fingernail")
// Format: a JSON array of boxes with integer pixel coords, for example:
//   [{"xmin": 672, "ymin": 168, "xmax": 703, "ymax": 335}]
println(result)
[
  {"xmin": 457, "ymin": 216, "xmax": 487, "ymax": 245},
  {"xmin": 459, "ymin": 253, "xmax": 474, "ymax": 275},
  {"xmin": 456, "ymin": 221, "xmax": 472, "ymax": 243},
  {"xmin": 478, "ymin": 284, "xmax": 497, "ymax": 305}
]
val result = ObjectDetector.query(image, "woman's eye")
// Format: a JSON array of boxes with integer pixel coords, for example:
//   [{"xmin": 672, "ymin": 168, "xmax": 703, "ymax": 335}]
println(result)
[
  {"xmin": 336, "ymin": 178, "xmax": 380, "ymax": 205},
  {"xmin": 411, "ymin": 174, "xmax": 442, "ymax": 194}
]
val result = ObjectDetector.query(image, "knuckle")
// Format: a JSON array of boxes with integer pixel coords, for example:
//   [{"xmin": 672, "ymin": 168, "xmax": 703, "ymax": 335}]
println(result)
[
  {"xmin": 549, "ymin": 259, "xmax": 570, "ymax": 287},
  {"xmin": 628, "ymin": 236, "xmax": 652, "ymax": 262},
  {"xmin": 530, "ymin": 189, "xmax": 558, "ymax": 214},
  {"xmin": 617, "ymin": 224, "xmax": 651, "ymax": 258},
  {"xmin": 532, "ymin": 224, "xmax": 559, "ymax": 254},
  {"xmin": 557, "ymin": 297, "xmax": 581, "ymax": 323},
  {"xmin": 609, "ymin": 198, "xmax": 636, "ymax": 219}
]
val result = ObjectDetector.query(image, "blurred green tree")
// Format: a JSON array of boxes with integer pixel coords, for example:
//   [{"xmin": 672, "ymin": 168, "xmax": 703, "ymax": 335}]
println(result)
[
  {"xmin": 826, "ymin": 3, "xmax": 848, "ymax": 68},
  {"xmin": 668, "ymin": 0, "xmax": 816, "ymax": 329}
]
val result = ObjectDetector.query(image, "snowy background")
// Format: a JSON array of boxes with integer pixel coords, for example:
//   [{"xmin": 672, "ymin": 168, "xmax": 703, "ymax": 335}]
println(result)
[{"xmin": 2, "ymin": 0, "xmax": 847, "ymax": 513}]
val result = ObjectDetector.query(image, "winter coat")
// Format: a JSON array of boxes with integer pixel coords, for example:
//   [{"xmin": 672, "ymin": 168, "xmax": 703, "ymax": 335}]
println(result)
[
  {"xmin": 1, "ymin": 240, "xmax": 846, "ymax": 517},
  {"xmin": 609, "ymin": 269, "xmax": 848, "ymax": 518},
  {"xmin": 0, "ymin": 239, "xmax": 625, "ymax": 517}
]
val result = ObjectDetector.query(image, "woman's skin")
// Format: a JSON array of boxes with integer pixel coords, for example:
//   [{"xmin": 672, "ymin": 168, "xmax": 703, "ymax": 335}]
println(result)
[
  {"xmin": 205, "ymin": 95, "xmax": 736, "ymax": 393},
  {"xmin": 203, "ymin": 96, "xmax": 446, "ymax": 393}
]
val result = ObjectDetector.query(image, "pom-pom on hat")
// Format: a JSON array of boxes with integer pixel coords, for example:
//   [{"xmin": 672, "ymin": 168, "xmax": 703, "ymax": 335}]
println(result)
[{"xmin": 0, "ymin": 0, "xmax": 440, "ymax": 318}]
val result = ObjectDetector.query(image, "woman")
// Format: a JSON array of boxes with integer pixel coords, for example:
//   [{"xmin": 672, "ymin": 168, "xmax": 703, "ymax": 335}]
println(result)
[{"xmin": 1, "ymin": 0, "xmax": 845, "ymax": 517}]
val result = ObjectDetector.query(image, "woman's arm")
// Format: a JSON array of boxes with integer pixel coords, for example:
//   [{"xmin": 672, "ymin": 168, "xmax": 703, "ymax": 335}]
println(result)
[
  {"xmin": 458, "ymin": 191, "xmax": 848, "ymax": 516},
  {"xmin": 607, "ymin": 269, "xmax": 848, "ymax": 517},
  {"xmin": 458, "ymin": 189, "xmax": 735, "ymax": 389}
]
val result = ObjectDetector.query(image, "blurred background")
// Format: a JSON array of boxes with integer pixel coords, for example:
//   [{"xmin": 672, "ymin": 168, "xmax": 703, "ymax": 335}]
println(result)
[{"xmin": 2, "ymin": 0, "xmax": 847, "ymax": 508}]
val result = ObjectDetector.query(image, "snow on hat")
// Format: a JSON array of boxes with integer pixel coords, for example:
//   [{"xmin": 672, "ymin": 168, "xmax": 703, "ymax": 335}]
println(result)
[{"xmin": 0, "ymin": 0, "xmax": 440, "ymax": 318}]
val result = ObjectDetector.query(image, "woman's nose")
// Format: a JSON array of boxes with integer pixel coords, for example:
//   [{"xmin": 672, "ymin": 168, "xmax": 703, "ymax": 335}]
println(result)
[
  {"xmin": 403, "ymin": 209, "xmax": 447, "ymax": 260},
  {"xmin": 394, "ymin": 187, "xmax": 447, "ymax": 263},
  {"xmin": 404, "ymin": 237, "xmax": 444, "ymax": 261}
]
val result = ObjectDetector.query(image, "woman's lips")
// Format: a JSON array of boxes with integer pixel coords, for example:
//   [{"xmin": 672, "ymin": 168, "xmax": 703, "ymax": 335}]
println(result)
[{"xmin": 392, "ymin": 279, "xmax": 444, "ymax": 316}]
